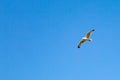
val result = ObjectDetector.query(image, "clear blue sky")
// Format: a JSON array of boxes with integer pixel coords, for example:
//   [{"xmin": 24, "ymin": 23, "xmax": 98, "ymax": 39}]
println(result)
[{"xmin": 1, "ymin": 0, "xmax": 120, "ymax": 80}]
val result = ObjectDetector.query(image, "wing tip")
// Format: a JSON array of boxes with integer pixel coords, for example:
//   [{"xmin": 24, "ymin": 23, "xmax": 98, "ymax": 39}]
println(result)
[
  {"xmin": 92, "ymin": 29, "xmax": 95, "ymax": 31},
  {"xmin": 78, "ymin": 46, "xmax": 80, "ymax": 48}
]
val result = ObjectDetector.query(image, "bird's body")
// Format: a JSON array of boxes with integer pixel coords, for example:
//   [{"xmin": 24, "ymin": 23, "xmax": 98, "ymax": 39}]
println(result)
[{"xmin": 78, "ymin": 29, "xmax": 95, "ymax": 48}]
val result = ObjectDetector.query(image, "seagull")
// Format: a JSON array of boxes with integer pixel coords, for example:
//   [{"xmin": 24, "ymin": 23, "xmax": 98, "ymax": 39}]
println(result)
[{"xmin": 78, "ymin": 29, "xmax": 95, "ymax": 48}]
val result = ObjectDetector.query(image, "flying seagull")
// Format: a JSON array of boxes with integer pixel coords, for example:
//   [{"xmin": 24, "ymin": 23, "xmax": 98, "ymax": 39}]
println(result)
[{"xmin": 78, "ymin": 29, "xmax": 95, "ymax": 48}]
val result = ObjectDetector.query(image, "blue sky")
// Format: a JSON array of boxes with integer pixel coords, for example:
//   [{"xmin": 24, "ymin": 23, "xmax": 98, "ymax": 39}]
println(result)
[{"xmin": 1, "ymin": 0, "xmax": 120, "ymax": 80}]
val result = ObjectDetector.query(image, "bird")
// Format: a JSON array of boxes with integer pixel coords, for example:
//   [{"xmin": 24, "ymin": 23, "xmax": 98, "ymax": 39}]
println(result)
[{"xmin": 78, "ymin": 29, "xmax": 95, "ymax": 48}]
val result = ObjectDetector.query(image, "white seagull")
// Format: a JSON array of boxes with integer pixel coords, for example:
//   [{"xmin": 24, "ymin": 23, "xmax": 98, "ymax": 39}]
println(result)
[{"xmin": 78, "ymin": 29, "xmax": 95, "ymax": 48}]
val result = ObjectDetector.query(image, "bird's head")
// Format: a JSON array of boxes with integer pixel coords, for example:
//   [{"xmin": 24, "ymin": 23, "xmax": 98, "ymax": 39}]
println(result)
[{"xmin": 88, "ymin": 39, "xmax": 92, "ymax": 42}]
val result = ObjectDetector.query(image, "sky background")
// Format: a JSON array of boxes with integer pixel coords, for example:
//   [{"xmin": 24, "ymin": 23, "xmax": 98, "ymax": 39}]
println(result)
[{"xmin": 0, "ymin": 0, "xmax": 120, "ymax": 80}]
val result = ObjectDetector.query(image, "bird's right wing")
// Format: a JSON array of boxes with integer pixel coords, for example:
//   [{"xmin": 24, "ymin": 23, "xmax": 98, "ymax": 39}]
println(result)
[
  {"xmin": 86, "ymin": 29, "xmax": 95, "ymax": 38},
  {"xmin": 78, "ymin": 39, "xmax": 86, "ymax": 48}
]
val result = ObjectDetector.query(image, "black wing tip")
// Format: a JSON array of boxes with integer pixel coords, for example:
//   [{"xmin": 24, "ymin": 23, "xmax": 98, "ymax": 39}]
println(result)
[
  {"xmin": 92, "ymin": 29, "xmax": 95, "ymax": 31},
  {"xmin": 78, "ymin": 46, "xmax": 80, "ymax": 48}
]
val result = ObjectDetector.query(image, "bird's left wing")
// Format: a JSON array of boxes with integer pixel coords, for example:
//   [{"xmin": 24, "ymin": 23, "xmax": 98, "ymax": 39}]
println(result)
[{"xmin": 78, "ymin": 39, "xmax": 86, "ymax": 48}]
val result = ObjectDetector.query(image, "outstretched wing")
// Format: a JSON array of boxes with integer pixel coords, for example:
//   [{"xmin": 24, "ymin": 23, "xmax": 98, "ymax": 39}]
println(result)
[
  {"xmin": 78, "ymin": 39, "xmax": 86, "ymax": 48},
  {"xmin": 86, "ymin": 29, "xmax": 95, "ymax": 38}
]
